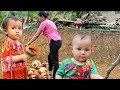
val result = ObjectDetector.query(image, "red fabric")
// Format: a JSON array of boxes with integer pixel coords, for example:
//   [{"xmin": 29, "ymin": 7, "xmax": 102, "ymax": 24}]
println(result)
[
  {"xmin": 1, "ymin": 39, "xmax": 27, "ymax": 79},
  {"xmin": 3, "ymin": 65, "xmax": 27, "ymax": 79},
  {"xmin": 74, "ymin": 21, "xmax": 82, "ymax": 25}
]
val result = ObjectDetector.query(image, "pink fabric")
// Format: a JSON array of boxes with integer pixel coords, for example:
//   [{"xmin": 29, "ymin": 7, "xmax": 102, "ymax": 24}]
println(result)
[{"xmin": 39, "ymin": 19, "xmax": 61, "ymax": 43}]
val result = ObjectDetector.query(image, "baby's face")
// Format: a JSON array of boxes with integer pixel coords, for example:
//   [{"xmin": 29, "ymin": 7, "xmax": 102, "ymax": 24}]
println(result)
[
  {"xmin": 5, "ymin": 19, "xmax": 22, "ymax": 41},
  {"xmin": 72, "ymin": 38, "xmax": 92, "ymax": 62}
]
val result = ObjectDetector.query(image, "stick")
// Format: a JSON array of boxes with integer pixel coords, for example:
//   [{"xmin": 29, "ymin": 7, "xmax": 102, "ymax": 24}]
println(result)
[{"xmin": 104, "ymin": 54, "xmax": 120, "ymax": 79}]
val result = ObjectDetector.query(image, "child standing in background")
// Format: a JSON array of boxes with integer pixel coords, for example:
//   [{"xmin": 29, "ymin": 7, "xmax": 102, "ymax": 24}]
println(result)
[
  {"xmin": 1, "ymin": 16, "xmax": 28, "ymax": 79},
  {"xmin": 55, "ymin": 32, "xmax": 103, "ymax": 79}
]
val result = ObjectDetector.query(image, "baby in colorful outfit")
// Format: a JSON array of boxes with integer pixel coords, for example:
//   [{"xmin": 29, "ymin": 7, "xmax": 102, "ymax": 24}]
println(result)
[{"xmin": 55, "ymin": 32, "xmax": 103, "ymax": 79}]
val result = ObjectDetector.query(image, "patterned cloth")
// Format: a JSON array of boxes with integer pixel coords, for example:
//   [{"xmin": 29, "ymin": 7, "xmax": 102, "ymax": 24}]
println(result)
[
  {"xmin": 56, "ymin": 58, "xmax": 98, "ymax": 79},
  {"xmin": 1, "ymin": 39, "xmax": 27, "ymax": 79}
]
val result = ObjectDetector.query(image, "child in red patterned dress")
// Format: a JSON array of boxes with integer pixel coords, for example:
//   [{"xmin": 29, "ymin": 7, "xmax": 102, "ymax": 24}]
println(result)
[{"xmin": 1, "ymin": 16, "xmax": 28, "ymax": 79}]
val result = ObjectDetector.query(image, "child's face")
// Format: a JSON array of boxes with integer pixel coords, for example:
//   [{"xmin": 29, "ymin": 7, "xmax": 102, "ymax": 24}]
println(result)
[
  {"xmin": 72, "ymin": 38, "xmax": 92, "ymax": 62},
  {"xmin": 5, "ymin": 19, "xmax": 22, "ymax": 41}
]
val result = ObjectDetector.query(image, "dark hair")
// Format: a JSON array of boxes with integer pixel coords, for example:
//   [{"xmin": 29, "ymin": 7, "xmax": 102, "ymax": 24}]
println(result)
[
  {"xmin": 38, "ymin": 11, "xmax": 49, "ymax": 18},
  {"xmin": 2, "ymin": 16, "xmax": 22, "ymax": 30}
]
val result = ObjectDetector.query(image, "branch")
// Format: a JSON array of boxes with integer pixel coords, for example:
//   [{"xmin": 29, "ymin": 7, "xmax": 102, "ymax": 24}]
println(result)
[{"xmin": 104, "ymin": 54, "xmax": 120, "ymax": 79}]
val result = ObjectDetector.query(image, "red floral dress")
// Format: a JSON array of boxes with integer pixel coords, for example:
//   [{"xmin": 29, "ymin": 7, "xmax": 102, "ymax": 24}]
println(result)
[{"xmin": 1, "ymin": 39, "xmax": 27, "ymax": 79}]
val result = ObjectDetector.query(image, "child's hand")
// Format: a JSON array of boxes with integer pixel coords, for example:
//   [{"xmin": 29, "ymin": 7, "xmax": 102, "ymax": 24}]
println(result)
[{"xmin": 21, "ymin": 54, "xmax": 28, "ymax": 62}]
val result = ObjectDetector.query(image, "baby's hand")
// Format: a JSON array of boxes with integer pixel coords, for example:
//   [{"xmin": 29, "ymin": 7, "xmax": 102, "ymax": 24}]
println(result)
[
  {"xmin": 24, "ymin": 44, "xmax": 28, "ymax": 47},
  {"xmin": 21, "ymin": 54, "xmax": 28, "ymax": 62},
  {"xmin": 90, "ymin": 74, "xmax": 103, "ymax": 79}
]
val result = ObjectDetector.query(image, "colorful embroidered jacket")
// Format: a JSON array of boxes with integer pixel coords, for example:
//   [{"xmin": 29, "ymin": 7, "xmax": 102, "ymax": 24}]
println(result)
[
  {"xmin": 56, "ymin": 58, "xmax": 98, "ymax": 79},
  {"xmin": 1, "ymin": 39, "xmax": 27, "ymax": 79}
]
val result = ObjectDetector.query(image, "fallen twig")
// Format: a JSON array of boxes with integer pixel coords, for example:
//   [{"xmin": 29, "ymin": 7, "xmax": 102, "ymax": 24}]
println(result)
[{"xmin": 104, "ymin": 54, "xmax": 120, "ymax": 79}]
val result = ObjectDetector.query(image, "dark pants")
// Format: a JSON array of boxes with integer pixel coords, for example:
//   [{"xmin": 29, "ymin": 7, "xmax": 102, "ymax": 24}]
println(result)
[{"xmin": 48, "ymin": 39, "xmax": 62, "ymax": 79}]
